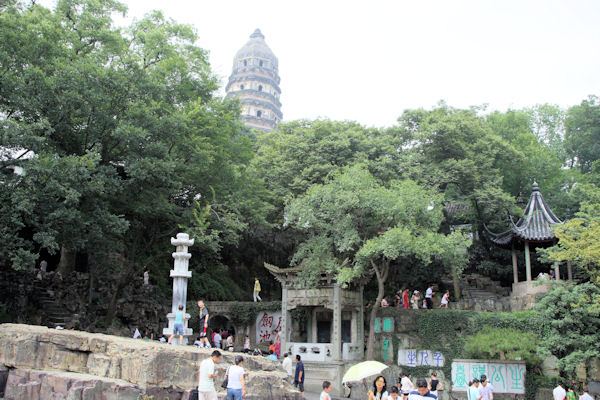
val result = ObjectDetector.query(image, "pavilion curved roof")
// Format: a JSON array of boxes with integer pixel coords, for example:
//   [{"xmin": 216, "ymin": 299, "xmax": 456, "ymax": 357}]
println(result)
[{"xmin": 485, "ymin": 181, "xmax": 563, "ymax": 249}]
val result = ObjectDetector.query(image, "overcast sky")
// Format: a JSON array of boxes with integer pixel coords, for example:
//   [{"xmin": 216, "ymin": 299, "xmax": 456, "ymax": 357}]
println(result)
[{"xmin": 40, "ymin": 0, "xmax": 600, "ymax": 127}]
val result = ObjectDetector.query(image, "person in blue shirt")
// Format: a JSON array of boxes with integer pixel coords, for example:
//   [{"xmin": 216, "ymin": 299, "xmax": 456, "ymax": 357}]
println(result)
[
  {"xmin": 407, "ymin": 378, "xmax": 437, "ymax": 399},
  {"xmin": 266, "ymin": 350, "xmax": 278, "ymax": 361},
  {"xmin": 168, "ymin": 304, "xmax": 186, "ymax": 345},
  {"xmin": 294, "ymin": 354, "xmax": 305, "ymax": 397}
]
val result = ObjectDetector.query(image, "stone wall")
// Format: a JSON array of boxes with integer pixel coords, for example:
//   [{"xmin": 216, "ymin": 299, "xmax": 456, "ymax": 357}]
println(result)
[{"xmin": 0, "ymin": 323, "xmax": 300, "ymax": 400}]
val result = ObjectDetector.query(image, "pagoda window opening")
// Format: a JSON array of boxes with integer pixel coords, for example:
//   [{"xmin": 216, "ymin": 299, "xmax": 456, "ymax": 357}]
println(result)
[
  {"xmin": 258, "ymin": 85, "xmax": 263, "ymax": 92},
  {"xmin": 240, "ymin": 84, "xmax": 244, "ymax": 90},
  {"xmin": 243, "ymin": 60, "xmax": 247, "ymax": 67},
  {"xmin": 259, "ymin": 60, "xmax": 263, "ymax": 67},
  {"xmin": 257, "ymin": 110, "xmax": 262, "ymax": 118}
]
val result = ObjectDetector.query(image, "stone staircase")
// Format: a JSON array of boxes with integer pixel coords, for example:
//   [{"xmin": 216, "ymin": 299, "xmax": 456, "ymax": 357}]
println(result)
[
  {"xmin": 33, "ymin": 285, "xmax": 74, "ymax": 328},
  {"xmin": 447, "ymin": 273, "xmax": 512, "ymax": 312}
]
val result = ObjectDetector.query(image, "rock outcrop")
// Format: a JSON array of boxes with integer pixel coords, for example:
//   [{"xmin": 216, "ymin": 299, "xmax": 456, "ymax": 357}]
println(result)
[{"xmin": 0, "ymin": 323, "xmax": 299, "ymax": 399}]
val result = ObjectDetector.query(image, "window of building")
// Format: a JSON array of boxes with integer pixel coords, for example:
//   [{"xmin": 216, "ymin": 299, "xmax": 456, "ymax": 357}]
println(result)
[
  {"xmin": 257, "ymin": 110, "xmax": 262, "ymax": 118},
  {"xmin": 258, "ymin": 85, "xmax": 262, "ymax": 92},
  {"xmin": 243, "ymin": 60, "xmax": 247, "ymax": 66},
  {"xmin": 259, "ymin": 60, "xmax": 263, "ymax": 67},
  {"xmin": 240, "ymin": 84, "xmax": 244, "ymax": 90}
]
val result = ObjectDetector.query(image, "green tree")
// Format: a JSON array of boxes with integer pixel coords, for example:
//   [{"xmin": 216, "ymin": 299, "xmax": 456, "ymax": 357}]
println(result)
[
  {"xmin": 565, "ymin": 95, "xmax": 600, "ymax": 174},
  {"xmin": 465, "ymin": 326, "xmax": 540, "ymax": 365},
  {"xmin": 0, "ymin": 0, "xmax": 269, "ymax": 321},
  {"xmin": 535, "ymin": 283, "xmax": 600, "ymax": 378},
  {"xmin": 285, "ymin": 165, "xmax": 469, "ymax": 358}
]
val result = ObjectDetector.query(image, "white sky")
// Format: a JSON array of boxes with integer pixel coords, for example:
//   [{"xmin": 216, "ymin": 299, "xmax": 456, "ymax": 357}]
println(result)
[{"xmin": 39, "ymin": 0, "xmax": 600, "ymax": 127}]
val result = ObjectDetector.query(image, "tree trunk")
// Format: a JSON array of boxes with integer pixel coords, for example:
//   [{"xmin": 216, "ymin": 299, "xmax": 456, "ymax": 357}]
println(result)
[
  {"xmin": 105, "ymin": 272, "xmax": 130, "ymax": 327},
  {"xmin": 57, "ymin": 245, "xmax": 76, "ymax": 276},
  {"xmin": 366, "ymin": 259, "xmax": 389, "ymax": 360},
  {"xmin": 452, "ymin": 268, "xmax": 461, "ymax": 301}
]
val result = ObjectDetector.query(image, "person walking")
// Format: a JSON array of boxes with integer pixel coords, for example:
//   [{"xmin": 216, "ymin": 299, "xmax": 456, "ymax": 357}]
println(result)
[
  {"xmin": 567, "ymin": 387, "xmax": 577, "ymax": 400},
  {"xmin": 429, "ymin": 372, "xmax": 443, "ymax": 397},
  {"xmin": 402, "ymin": 289, "xmax": 410, "ymax": 309},
  {"xmin": 282, "ymin": 353, "xmax": 293, "ymax": 377},
  {"xmin": 554, "ymin": 382, "xmax": 567, "ymax": 400},
  {"xmin": 168, "ymin": 305, "xmax": 185, "ymax": 345},
  {"xmin": 198, "ymin": 300, "xmax": 210, "ymax": 348},
  {"xmin": 321, "ymin": 380, "xmax": 332, "ymax": 400},
  {"xmin": 253, "ymin": 277, "xmax": 262, "ymax": 302},
  {"xmin": 407, "ymin": 378, "xmax": 435, "ymax": 399},
  {"xmin": 479, "ymin": 375, "xmax": 493, "ymax": 400},
  {"xmin": 410, "ymin": 291, "xmax": 421, "ymax": 309},
  {"xmin": 294, "ymin": 354, "xmax": 305, "ymax": 398},
  {"xmin": 468, "ymin": 379, "xmax": 481, "ymax": 400},
  {"xmin": 425, "ymin": 284, "xmax": 435, "ymax": 309},
  {"xmin": 273, "ymin": 329, "xmax": 281, "ymax": 358},
  {"xmin": 143, "ymin": 267, "xmax": 149, "ymax": 285},
  {"xmin": 440, "ymin": 290, "xmax": 450, "ymax": 308},
  {"xmin": 198, "ymin": 350, "xmax": 221, "ymax": 400},
  {"xmin": 400, "ymin": 372, "xmax": 414, "ymax": 398},
  {"xmin": 580, "ymin": 388, "xmax": 594, "ymax": 400},
  {"xmin": 368, "ymin": 375, "xmax": 389, "ymax": 400},
  {"xmin": 226, "ymin": 355, "xmax": 247, "ymax": 400}
]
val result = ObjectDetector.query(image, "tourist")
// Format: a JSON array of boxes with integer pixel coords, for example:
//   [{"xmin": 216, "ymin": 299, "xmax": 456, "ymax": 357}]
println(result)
[
  {"xmin": 143, "ymin": 266, "xmax": 149, "ymax": 285},
  {"xmin": 321, "ymin": 380, "xmax": 332, "ymax": 400},
  {"xmin": 407, "ymin": 378, "xmax": 435, "ymax": 399},
  {"xmin": 395, "ymin": 291, "xmax": 402, "ymax": 307},
  {"xmin": 213, "ymin": 330, "xmax": 222, "ymax": 349},
  {"xmin": 468, "ymin": 379, "xmax": 481, "ymax": 400},
  {"xmin": 554, "ymin": 382, "xmax": 567, "ymax": 400},
  {"xmin": 410, "ymin": 291, "xmax": 421, "ymax": 310},
  {"xmin": 479, "ymin": 374, "xmax": 493, "ymax": 400},
  {"xmin": 567, "ymin": 387, "xmax": 577, "ymax": 400},
  {"xmin": 243, "ymin": 335, "xmax": 251, "ymax": 352},
  {"xmin": 194, "ymin": 336, "xmax": 202, "ymax": 347},
  {"xmin": 389, "ymin": 386, "xmax": 400, "ymax": 399},
  {"xmin": 267, "ymin": 350, "xmax": 278, "ymax": 361},
  {"xmin": 226, "ymin": 355, "xmax": 246, "ymax": 400},
  {"xmin": 294, "ymin": 354, "xmax": 305, "ymax": 397},
  {"xmin": 368, "ymin": 375, "xmax": 389, "ymax": 400},
  {"xmin": 429, "ymin": 372, "xmax": 442, "ymax": 396},
  {"xmin": 253, "ymin": 277, "xmax": 262, "ymax": 302},
  {"xmin": 400, "ymin": 372, "xmax": 415, "ymax": 398},
  {"xmin": 226, "ymin": 333, "xmax": 234, "ymax": 351},
  {"xmin": 282, "ymin": 353, "xmax": 293, "ymax": 376},
  {"xmin": 381, "ymin": 296, "xmax": 390, "ymax": 308},
  {"xmin": 580, "ymin": 388, "xmax": 594, "ymax": 400},
  {"xmin": 440, "ymin": 290, "xmax": 450, "ymax": 308},
  {"xmin": 273, "ymin": 329, "xmax": 281, "ymax": 357},
  {"xmin": 425, "ymin": 284, "xmax": 435, "ymax": 309},
  {"xmin": 550, "ymin": 269, "xmax": 556, "ymax": 280},
  {"xmin": 402, "ymin": 289, "xmax": 410, "ymax": 309},
  {"xmin": 198, "ymin": 300, "xmax": 210, "ymax": 348},
  {"xmin": 198, "ymin": 350, "xmax": 221, "ymax": 400},
  {"xmin": 168, "ymin": 304, "xmax": 185, "ymax": 345}
]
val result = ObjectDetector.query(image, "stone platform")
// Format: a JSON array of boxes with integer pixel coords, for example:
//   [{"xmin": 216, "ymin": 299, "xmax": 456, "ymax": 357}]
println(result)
[{"xmin": 0, "ymin": 323, "xmax": 300, "ymax": 399}]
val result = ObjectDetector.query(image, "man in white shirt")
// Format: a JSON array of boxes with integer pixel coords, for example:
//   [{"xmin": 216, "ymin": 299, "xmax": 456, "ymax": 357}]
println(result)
[
  {"xmin": 425, "ymin": 285, "xmax": 434, "ymax": 309},
  {"xmin": 579, "ymin": 389, "xmax": 594, "ymax": 400},
  {"xmin": 479, "ymin": 375, "xmax": 493, "ymax": 400},
  {"xmin": 282, "ymin": 353, "xmax": 293, "ymax": 377},
  {"xmin": 198, "ymin": 350, "xmax": 221, "ymax": 400},
  {"xmin": 553, "ymin": 382, "xmax": 566, "ymax": 400}
]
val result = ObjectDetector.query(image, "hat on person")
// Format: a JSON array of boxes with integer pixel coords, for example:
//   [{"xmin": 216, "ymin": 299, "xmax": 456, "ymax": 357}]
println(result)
[{"xmin": 414, "ymin": 290, "xmax": 419, "ymax": 294}]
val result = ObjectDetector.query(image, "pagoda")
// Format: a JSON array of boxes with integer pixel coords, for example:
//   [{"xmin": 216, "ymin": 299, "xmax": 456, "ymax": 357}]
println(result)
[
  {"xmin": 226, "ymin": 29, "xmax": 282, "ymax": 131},
  {"xmin": 485, "ymin": 181, "xmax": 572, "ymax": 286}
]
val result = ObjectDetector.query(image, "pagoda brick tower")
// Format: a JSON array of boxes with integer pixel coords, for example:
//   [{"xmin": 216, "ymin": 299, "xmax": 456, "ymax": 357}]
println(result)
[{"xmin": 226, "ymin": 29, "xmax": 282, "ymax": 131}]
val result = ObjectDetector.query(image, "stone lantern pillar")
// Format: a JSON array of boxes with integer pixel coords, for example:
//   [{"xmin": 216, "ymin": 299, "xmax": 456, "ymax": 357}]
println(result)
[{"xmin": 162, "ymin": 233, "xmax": 194, "ymax": 343}]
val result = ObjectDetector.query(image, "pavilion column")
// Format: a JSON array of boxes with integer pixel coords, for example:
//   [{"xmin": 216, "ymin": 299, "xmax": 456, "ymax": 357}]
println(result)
[
  {"xmin": 567, "ymin": 261, "xmax": 573, "ymax": 281},
  {"xmin": 511, "ymin": 244, "xmax": 519, "ymax": 284},
  {"xmin": 524, "ymin": 242, "xmax": 532, "ymax": 282},
  {"xmin": 554, "ymin": 261, "xmax": 561, "ymax": 281},
  {"xmin": 281, "ymin": 285, "xmax": 289, "ymax": 354},
  {"xmin": 332, "ymin": 284, "xmax": 342, "ymax": 361}
]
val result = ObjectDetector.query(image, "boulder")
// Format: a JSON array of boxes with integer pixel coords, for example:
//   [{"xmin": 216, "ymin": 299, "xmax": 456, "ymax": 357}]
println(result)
[{"xmin": 0, "ymin": 323, "xmax": 300, "ymax": 399}]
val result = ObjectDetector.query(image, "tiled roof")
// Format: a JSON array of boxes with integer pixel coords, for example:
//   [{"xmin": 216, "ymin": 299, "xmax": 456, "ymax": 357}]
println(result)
[{"xmin": 485, "ymin": 182, "xmax": 562, "ymax": 247}]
